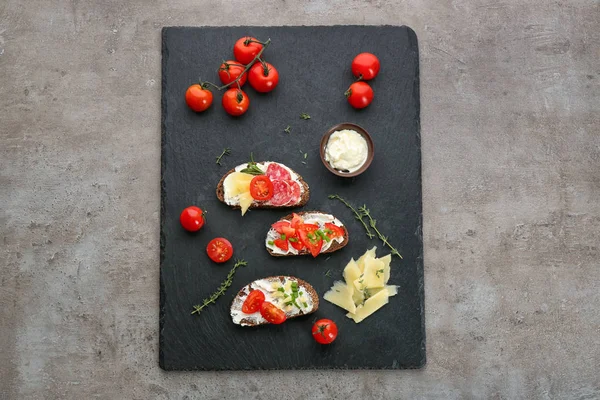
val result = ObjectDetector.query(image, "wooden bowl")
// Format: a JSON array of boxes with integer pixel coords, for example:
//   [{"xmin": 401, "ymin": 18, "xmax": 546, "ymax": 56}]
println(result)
[{"xmin": 320, "ymin": 123, "xmax": 374, "ymax": 177}]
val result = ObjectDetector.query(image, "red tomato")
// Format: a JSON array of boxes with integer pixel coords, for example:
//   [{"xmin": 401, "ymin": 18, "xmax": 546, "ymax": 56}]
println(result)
[
  {"xmin": 248, "ymin": 62, "xmax": 279, "ymax": 93},
  {"xmin": 312, "ymin": 319, "xmax": 338, "ymax": 344},
  {"xmin": 249, "ymin": 175, "xmax": 274, "ymax": 201},
  {"xmin": 242, "ymin": 290, "xmax": 265, "ymax": 314},
  {"xmin": 206, "ymin": 237, "xmax": 233, "ymax": 263},
  {"xmin": 179, "ymin": 206, "xmax": 205, "ymax": 232},
  {"xmin": 218, "ymin": 60, "xmax": 247, "ymax": 87},
  {"xmin": 185, "ymin": 84, "xmax": 213, "ymax": 112},
  {"xmin": 290, "ymin": 213, "xmax": 304, "ymax": 230},
  {"xmin": 351, "ymin": 53, "xmax": 380, "ymax": 80},
  {"xmin": 233, "ymin": 37, "xmax": 263, "ymax": 65},
  {"xmin": 273, "ymin": 238, "xmax": 289, "ymax": 251},
  {"xmin": 345, "ymin": 81, "xmax": 374, "ymax": 109},
  {"xmin": 272, "ymin": 221, "xmax": 291, "ymax": 233},
  {"xmin": 260, "ymin": 301, "xmax": 287, "ymax": 324},
  {"xmin": 298, "ymin": 224, "xmax": 323, "ymax": 258},
  {"xmin": 324, "ymin": 222, "xmax": 345, "ymax": 239},
  {"xmin": 222, "ymin": 89, "xmax": 250, "ymax": 116},
  {"xmin": 289, "ymin": 232, "xmax": 305, "ymax": 251}
]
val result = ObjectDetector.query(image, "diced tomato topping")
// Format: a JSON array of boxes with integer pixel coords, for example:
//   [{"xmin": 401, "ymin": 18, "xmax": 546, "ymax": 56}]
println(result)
[
  {"xmin": 289, "ymin": 232, "xmax": 304, "ymax": 251},
  {"xmin": 290, "ymin": 213, "xmax": 304, "ymax": 230},
  {"xmin": 271, "ymin": 221, "xmax": 291, "ymax": 234},
  {"xmin": 324, "ymin": 222, "xmax": 345, "ymax": 239},
  {"xmin": 298, "ymin": 225, "xmax": 323, "ymax": 258},
  {"xmin": 273, "ymin": 238, "xmax": 289, "ymax": 251}
]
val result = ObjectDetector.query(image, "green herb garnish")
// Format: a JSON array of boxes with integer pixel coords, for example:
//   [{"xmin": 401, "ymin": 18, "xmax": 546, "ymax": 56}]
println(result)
[
  {"xmin": 277, "ymin": 287, "xmax": 285, "ymax": 292},
  {"xmin": 376, "ymin": 268, "xmax": 385, "ymax": 278},
  {"xmin": 239, "ymin": 152, "xmax": 265, "ymax": 175},
  {"xmin": 281, "ymin": 234, "xmax": 286, "ymax": 240},
  {"xmin": 215, "ymin": 148, "xmax": 231, "ymax": 165},
  {"xmin": 303, "ymin": 153, "xmax": 307, "ymax": 159},
  {"xmin": 316, "ymin": 230, "xmax": 331, "ymax": 242},
  {"xmin": 328, "ymin": 195, "xmax": 375, "ymax": 239},
  {"xmin": 325, "ymin": 269, "xmax": 332, "ymax": 278},
  {"xmin": 358, "ymin": 205, "xmax": 403, "ymax": 259},
  {"xmin": 288, "ymin": 237, "xmax": 298, "ymax": 243},
  {"xmin": 268, "ymin": 240, "xmax": 274, "ymax": 245},
  {"xmin": 191, "ymin": 259, "xmax": 247, "ymax": 315},
  {"xmin": 303, "ymin": 302, "xmax": 308, "ymax": 308},
  {"xmin": 284, "ymin": 125, "xmax": 292, "ymax": 134},
  {"xmin": 300, "ymin": 113, "xmax": 311, "ymax": 120}
]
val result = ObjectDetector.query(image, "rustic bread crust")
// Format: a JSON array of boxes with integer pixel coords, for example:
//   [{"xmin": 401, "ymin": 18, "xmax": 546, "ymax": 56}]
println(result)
[
  {"xmin": 216, "ymin": 163, "xmax": 310, "ymax": 210},
  {"xmin": 232, "ymin": 276, "xmax": 319, "ymax": 327},
  {"xmin": 266, "ymin": 211, "xmax": 349, "ymax": 257}
]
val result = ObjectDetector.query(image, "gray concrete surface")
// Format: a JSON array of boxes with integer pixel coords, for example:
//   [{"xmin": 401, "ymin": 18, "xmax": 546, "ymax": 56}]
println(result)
[{"xmin": 1, "ymin": 0, "xmax": 599, "ymax": 398}]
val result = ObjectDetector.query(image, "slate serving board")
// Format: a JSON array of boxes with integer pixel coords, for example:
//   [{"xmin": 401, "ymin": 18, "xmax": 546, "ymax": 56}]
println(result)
[{"xmin": 160, "ymin": 25, "xmax": 424, "ymax": 370}]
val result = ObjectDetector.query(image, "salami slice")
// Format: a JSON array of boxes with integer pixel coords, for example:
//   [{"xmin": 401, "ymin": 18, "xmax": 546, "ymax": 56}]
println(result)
[
  {"xmin": 285, "ymin": 180, "xmax": 302, "ymax": 206},
  {"xmin": 268, "ymin": 180, "xmax": 293, "ymax": 206},
  {"xmin": 266, "ymin": 163, "xmax": 291, "ymax": 181}
]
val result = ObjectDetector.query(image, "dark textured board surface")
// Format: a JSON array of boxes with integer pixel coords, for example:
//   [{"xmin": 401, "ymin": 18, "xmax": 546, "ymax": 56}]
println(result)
[{"xmin": 160, "ymin": 25, "xmax": 424, "ymax": 370}]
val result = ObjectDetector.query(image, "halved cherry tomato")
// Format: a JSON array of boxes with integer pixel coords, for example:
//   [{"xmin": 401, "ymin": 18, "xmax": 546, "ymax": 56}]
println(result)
[
  {"xmin": 324, "ymin": 222, "xmax": 345, "ymax": 239},
  {"xmin": 242, "ymin": 290, "xmax": 265, "ymax": 314},
  {"xmin": 218, "ymin": 60, "xmax": 247, "ymax": 86},
  {"xmin": 233, "ymin": 37, "xmax": 263, "ymax": 65},
  {"xmin": 290, "ymin": 213, "xmax": 304, "ymax": 230},
  {"xmin": 206, "ymin": 237, "xmax": 233, "ymax": 263},
  {"xmin": 298, "ymin": 224, "xmax": 323, "ymax": 258},
  {"xmin": 345, "ymin": 81, "xmax": 374, "ymax": 109},
  {"xmin": 312, "ymin": 319, "xmax": 338, "ymax": 344},
  {"xmin": 248, "ymin": 62, "xmax": 279, "ymax": 93},
  {"xmin": 272, "ymin": 221, "xmax": 292, "ymax": 235},
  {"xmin": 185, "ymin": 84, "xmax": 213, "ymax": 112},
  {"xmin": 249, "ymin": 175, "xmax": 274, "ymax": 201},
  {"xmin": 222, "ymin": 88, "xmax": 250, "ymax": 116},
  {"xmin": 179, "ymin": 206, "xmax": 205, "ymax": 232},
  {"xmin": 289, "ymin": 232, "xmax": 305, "ymax": 251},
  {"xmin": 273, "ymin": 238, "xmax": 289, "ymax": 251},
  {"xmin": 260, "ymin": 301, "xmax": 287, "ymax": 324},
  {"xmin": 351, "ymin": 52, "xmax": 380, "ymax": 80}
]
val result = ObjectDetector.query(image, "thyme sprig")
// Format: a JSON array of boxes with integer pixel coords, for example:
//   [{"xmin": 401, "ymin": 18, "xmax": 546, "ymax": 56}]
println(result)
[
  {"xmin": 215, "ymin": 148, "xmax": 231, "ymax": 165},
  {"xmin": 328, "ymin": 194, "xmax": 374, "ymax": 239},
  {"xmin": 358, "ymin": 205, "xmax": 403, "ymax": 259},
  {"xmin": 300, "ymin": 113, "xmax": 311, "ymax": 120},
  {"xmin": 284, "ymin": 125, "xmax": 292, "ymax": 134},
  {"xmin": 191, "ymin": 259, "xmax": 248, "ymax": 315}
]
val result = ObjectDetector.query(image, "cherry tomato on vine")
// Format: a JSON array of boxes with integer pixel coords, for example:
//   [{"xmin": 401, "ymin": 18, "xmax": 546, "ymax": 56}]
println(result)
[
  {"xmin": 206, "ymin": 237, "xmax": 233, "ymax": 263},
  {"xmin": 242, "ymin": 290, "xmax": 265, "ymax": 314},
  {"xmin": 260, "ymin": 301, "xmax": 287, "ymax": 324},
  {"xmin": 222, "ymin": 88, "xmax": 250, "ymax": 116},
  {"xmin": 351, "ymin": 52, "xmax": 380, "ymax": 80},
  {"xmin": 312, "ymin": 319, "xmax": 338, "ymax": 344},
  {"xmin": 218, "ymin": 60, "xmax": 248, "ymax": 87},
  {"xmin": 248, "ymin": 62, "xmax": 279, "ymax": 93},
  {"xmin": 345, "ymin": 81, "xmax": 374, "ymax": 109},
  {"xmin": 185, "ymin": 84, "xmax": 213, "ymax": 112},
  {"xmin": 179, "ymin": 206, "xmax": 206, "ymax": 232},
  {"xmin": 233, "ymin": 37, "xmax": 263, "ymax": 65},
  {"xmin": 249, "ymin": 175, "xmax": 274, "ymax": 201}
]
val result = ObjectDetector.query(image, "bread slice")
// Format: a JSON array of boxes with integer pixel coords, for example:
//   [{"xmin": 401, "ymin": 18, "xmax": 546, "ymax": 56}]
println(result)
[
  {"xmin": 230, "ymin": 276, "xmax": 319, "ymax": 327},
  {"xmin": 266, "ymin": 211, "xmax": 349, "ymax": 257},
  {"xmin": 216, "ymin": 162, "xmax": 310, "ymax": 211}
]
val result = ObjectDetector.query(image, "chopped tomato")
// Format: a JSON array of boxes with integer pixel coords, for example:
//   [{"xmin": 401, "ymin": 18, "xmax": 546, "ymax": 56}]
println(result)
[
  {"xmin": 290, "ymin": 213, "xmax": 304, "ymax": 229},
  {"xmin": 273, "ymin": 238, "xmax": 289, "ymax": 251},
  {"xmin": 324, "ymin": 223, "xmax": 345, "ymax": 239},
  {"xmin": 260, "ymin": 301, "xmax": 287, "ymax": 324},
  {"xmin": 249, "ymin": 175, "xmax": 274, "ymax": 201},
  {"xmin": 289, "ymin": 232, "xmax": 304, "ymax": 251},
  {"xmin": 242, "ymin": 290, "xmax": 265, "ymax": 314},
  {"xmin": 298, "ymin": 225, "xmax": 323, "ymax": 258},
  {"xmin": 272, "ymin": 221, "xmax": 296, "ymax": 237}
]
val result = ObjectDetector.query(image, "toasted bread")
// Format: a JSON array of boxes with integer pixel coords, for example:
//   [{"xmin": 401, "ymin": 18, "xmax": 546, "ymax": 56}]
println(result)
[
  {"xmin": 266, "ymin": 211, "xmax": 349, "ymax": 257},
  {"xmin": 216, "ymin": 162, "xmax": 310, "ymax": 211},
  {"xmin": 230, "ymin": 276, "xmax": 319, "ymax": 327}
]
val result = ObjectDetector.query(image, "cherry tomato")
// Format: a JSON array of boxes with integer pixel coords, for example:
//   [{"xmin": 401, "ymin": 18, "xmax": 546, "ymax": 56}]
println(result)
[
  {"xmin": 312, "ymin": 319, "xmax": 338, "ymax": 344},
  {"xmin": 260, "ymin": 301, "xmax": 287, "ymax": 324},
  {"xmin": 206, "ymin": 237, "xmax": 233, "ymax": 263},
  {"xmin": 324, "ymin": 222, "xmax": 345, "ymax": 239},
  {"xmin": 233, "ymin": 37, "xmax": 263, "ymax": 65},
  {"xmin": 179, "ymin": 206, "xmax": 205, "ymax": 232},
  {"xmin": 248, "ymin": 62, "xmax": 279, "ymax": 93},
  {"xmin": 290, "ymin": 213, "xmax": 304, "ymax": 230},
  {"xmin": 345, "ymin": 81, "xmax": 374, "ymax": 109},
  {"xmin": 242, "ymin": 290, "xmax": 265, "ymax": 314},
  {"xmin": 222, "ymin": 89, "xmax": 250, "ymax": 116},
  {"xmin": 249, "ymin": 175, "xmax": 274, "ymax": 201},
  {"xmin": 273, "ymin": 238, "xmax": 289, "ymax": 251},
  {"xmin": 289, "ymin": 232, "xmax": 305, "ymax": 251},
  {"xmin": 185, "ymin": 84, "xmax": 213, "ymax": 112},
  {"xmin": 218, "ymin": 60, "xmax": 248, "ymax": 87},
  {"xmin": 351, "ymin": 52, "xmax": 380, "ymax": 80},
  {"xmin": 297, "ymin": 224, "xmax": 323, "ymax": 258}
]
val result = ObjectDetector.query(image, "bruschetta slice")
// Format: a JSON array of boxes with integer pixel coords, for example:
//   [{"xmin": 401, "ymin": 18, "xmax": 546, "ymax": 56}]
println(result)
[
  {"xmin": 265, "ymin": 212, "xmax": 349, "ymax": 257},
  {"xmin": 231, "ymin": 276, "xmax": 319, "ymax": 326},
  {"xmin": 216, "ymin": 161, "xmax": 309, "ymax": 215}
]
